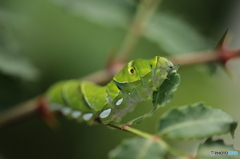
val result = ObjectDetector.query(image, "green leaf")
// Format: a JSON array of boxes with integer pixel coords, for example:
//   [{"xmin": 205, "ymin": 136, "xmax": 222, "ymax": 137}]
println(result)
[
  {"xmin": 0, "ymin": 11, "xmax": 39, "ymax": 81},
  {"xmin": 49, "ymin": 0, "xmax": 211, "ymax": 55},
  {"xmin": 49, "ymin": 0, "xmax": 133, "ymax": 28},
  {"xmin": 0, "ymin": 53, "xmax": 39, "ymax": 81},
  {"xmin": 152, "ymin": 64, "xmax": 180, "ymax": 107},
  {"xmin": 196, "ymin": 138, "xmax": 239, "ymax": 159},
  {"xmin": 108, "ymin": 137, "xmax": 167, "ymax": 159},
  {"xmin": 157, "ymin": 103, "xmax": 237, "ymax": 139},
  {"xmin": 145, "ymin": 12, "xmax": 212, "ymax": 54}
]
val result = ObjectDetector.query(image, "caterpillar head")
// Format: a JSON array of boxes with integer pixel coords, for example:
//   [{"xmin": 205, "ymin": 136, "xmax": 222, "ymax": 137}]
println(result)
[{"xmin": 113, "ymin": 56, "xmax": 173, "ymax": 83}]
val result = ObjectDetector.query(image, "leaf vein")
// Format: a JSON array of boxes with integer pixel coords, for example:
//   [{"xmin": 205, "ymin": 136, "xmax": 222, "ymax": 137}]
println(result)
[{"xmin": 160, "ymin": 118, "xmax": 230, "ymax": 135}]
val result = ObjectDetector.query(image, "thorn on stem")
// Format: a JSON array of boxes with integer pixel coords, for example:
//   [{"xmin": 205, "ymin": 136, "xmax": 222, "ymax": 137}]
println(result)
[
  {"xmin": 216, "ymin": 29, "xmax": 230, "ymax": 50},
  {"xmin": 214, "ymin": 30, "xmax": 240, "ymax": 78},
  {"xmin": 215, "ymin": 30, "xmax": 240, "ymax": 65}
]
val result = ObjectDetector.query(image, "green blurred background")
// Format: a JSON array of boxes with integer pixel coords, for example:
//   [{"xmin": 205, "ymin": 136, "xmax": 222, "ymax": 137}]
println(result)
[{"xmin": 0, "ymin": 0, "xmax": 239, "ymax": 159}]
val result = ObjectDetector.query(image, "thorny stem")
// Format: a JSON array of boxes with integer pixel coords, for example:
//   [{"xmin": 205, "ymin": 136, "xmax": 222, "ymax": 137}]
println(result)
[
  {"xmin": 169, "ymin": 50, "xmax": 219, "ymax": 66},
  {"xmin": 107, "ymin": 123, "xmax": 191, "ymax": 159}
]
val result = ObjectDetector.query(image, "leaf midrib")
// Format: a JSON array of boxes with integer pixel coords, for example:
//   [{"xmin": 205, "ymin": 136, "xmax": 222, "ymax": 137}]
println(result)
[
  {"xmin": 159, "ymin": 118, "xmax": 231, "ymax": 135},
  {"xmin": 135, "ymin": 139, "xmax": 152, "ymax": 159}
]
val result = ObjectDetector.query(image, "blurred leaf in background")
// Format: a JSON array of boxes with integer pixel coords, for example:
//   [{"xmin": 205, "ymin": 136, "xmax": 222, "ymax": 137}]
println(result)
[
  {"xmin": 0, "ymin": 9, "xmax": 40, "ymax": 109},
  {"xmin": 49, "ymin": 0, "xmax": 213, "ymax": 55},
  {"xmin": 50, "ymin": 0, "xmax": 134, "ymax": 28},
  {"xmin": 145, "ymin": 12, "xmax": 212, "ymax": 55},
  {"xmin": 0, "ymin": 10, "xmax": 39, "ymax": 81},
  {"xmin": 109, "ymin": 137, "xmax": 167, "ymax": 159}
]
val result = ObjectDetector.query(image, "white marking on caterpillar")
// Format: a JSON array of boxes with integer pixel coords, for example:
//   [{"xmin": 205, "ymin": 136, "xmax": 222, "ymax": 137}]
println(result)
[
  {"xmin": 99, "ymin": 108, "xmax": 112, "ymax": 118},
  {"xmin": 83, "ymin": 113, "xmax": 93, "ymax": 121},
  {"xmin": 61, "ymin": 107, "xmax": 72, "ymax": 115},
  {"xmin": 116, "ymin": 98, "xmax": 123, "ymax": 106},
  {"xmin": 72, "ymin": 110, "xmax": 82, "ymax": 119}
]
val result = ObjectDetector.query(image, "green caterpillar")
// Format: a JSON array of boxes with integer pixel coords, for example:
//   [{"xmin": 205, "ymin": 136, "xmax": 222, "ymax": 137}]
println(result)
[{"xmin": 47, "ymin": 56, "xmax": 173, "ymax": 125}]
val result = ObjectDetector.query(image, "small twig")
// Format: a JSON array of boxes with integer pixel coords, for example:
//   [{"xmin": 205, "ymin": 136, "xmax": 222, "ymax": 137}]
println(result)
[
  {"xmin": 169, "ymin": 50, "xmax": 219, "ymax": 66},
  {"xmin": 0, "ymin": 97, "xmax": 40, "ymax": 128},
  {"xmin": 115, "ymin": 0, "xmax": 162, "ymax": 62}
]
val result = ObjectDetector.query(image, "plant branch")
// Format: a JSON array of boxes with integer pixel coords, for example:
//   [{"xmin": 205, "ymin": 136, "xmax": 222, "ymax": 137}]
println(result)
[
  {"xmin": 0, "ymin": 97, "xmax": 40, "ymax": 128},
  {"xmin": 169, "ymin": 50, "xmax": 219, "ymax": 66}
]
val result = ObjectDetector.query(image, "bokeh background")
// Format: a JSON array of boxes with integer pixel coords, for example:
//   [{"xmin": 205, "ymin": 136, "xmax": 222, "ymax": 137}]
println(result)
[{"xmin": 0, "ymin": 0, "xmax": 239, "ymax": 159}]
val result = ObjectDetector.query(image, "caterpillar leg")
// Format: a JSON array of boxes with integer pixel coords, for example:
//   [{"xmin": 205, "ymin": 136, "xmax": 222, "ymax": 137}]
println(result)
[{"xmin": 122, "ymin": 106, "xmax": 158, "ymax": 129}]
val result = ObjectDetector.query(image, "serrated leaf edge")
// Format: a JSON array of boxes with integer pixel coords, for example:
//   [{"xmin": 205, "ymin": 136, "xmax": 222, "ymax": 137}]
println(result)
[{"xmin": 158, "ymin": 103, "xmax": 238, "ymax": 140}]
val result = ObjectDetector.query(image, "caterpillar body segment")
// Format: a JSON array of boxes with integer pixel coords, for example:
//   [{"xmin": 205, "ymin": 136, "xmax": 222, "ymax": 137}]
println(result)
[{"xmin": 47, "ymin": 56, "xmax": 173, "ymax": 125}]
